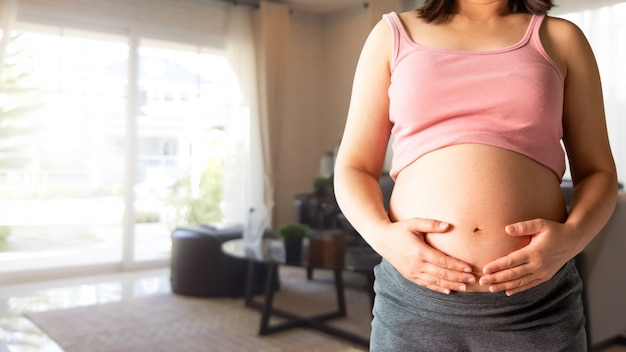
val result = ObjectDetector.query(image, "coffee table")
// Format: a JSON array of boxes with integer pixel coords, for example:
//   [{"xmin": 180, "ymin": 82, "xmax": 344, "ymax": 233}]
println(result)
[{"xmin": 221, "ymin": 238, "xmax": 381, "ymax": 348}]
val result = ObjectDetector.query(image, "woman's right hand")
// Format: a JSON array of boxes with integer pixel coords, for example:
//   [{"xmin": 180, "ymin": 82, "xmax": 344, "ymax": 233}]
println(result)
[{"xmin": 374, "ymin": 218, "xmax": 477, "ymax": 294}]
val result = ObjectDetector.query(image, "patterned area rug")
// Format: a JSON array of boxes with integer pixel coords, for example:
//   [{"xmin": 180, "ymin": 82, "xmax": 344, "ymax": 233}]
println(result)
[{"xmin": 25, "ymin": 268, "xmax": 371, "ymax": 352}]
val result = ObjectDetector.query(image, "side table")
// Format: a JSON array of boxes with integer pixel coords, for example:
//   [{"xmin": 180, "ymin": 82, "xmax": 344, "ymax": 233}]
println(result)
[{"xmin": 222, "ymin": 238, "xmax": 380, "ymax": 348}]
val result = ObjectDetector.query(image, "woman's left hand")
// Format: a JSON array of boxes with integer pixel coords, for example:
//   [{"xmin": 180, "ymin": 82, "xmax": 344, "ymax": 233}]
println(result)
[{"xmin": 479, "ymin": 219, "xmax": 579, "ymax": 296}]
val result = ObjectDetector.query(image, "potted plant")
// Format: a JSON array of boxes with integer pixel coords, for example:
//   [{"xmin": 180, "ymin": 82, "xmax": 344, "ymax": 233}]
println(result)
[
  {"xmin": 313, "ymin": 177, "xmax": 331, "ymax": 197},
  {"xmin": 278, "ymin": 223, "xmax": 310, "ymax": 264}
]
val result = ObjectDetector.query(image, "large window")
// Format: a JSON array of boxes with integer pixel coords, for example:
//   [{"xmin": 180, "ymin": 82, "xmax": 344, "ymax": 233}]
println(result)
[
  {"xmin": 133, "ymin": 40, "xmax": 234, "ymax": 261},
  {"xmin": 0, "ymin": 23, "xmax": 237, "ymax": 277}
]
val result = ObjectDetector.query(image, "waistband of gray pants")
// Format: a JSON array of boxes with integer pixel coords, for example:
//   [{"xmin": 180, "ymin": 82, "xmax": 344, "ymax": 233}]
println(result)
[
  {"xmin": 376, "ymin": 257, "xmax": 579, "ymax": 309},
  {"xmin": 372, "ymin": 257, "xmax": 586, "ymax": 348},
  {"xmin": 374, "ymin": 260, "xmax": 582, "ymax": 329}
]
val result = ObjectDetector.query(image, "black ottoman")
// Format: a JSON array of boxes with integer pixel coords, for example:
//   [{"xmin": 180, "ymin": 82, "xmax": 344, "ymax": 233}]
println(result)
[{"xmin": 170, "ymin": 223, "xmax": 274, "ymax": 297}]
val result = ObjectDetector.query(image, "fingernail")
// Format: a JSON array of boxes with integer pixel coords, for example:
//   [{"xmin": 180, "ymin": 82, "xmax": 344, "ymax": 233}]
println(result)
[
  {"xmin": 489, "ymin": 286, "xmax": 497, "ymax": 293},
  {"xmin": 463, "ymin": 268, "xmax": 472, "ymax": 273},
  {"xmin": 443, "ymin": 289, "xmax": 450, "ymax": 294},
  {"xmin": 468, "ymin": 277, "xmax": 475, "ymax": 283},
  {"xmin": 459, "ymin": 284, "xmax": 466, "ymax": 292},
  {"xmin": 438, "ymin": 222, "xmax": 449, "ymax": 229}
]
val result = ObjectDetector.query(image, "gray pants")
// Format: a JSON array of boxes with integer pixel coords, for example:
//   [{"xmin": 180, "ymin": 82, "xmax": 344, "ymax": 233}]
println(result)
[{"xmin": 371, "ymin": 258, "xmax": 587, "ymax": 351}]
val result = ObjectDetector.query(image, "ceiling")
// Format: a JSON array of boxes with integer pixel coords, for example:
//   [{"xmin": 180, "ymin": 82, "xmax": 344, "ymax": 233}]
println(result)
[
  {"xmin": 282, "ymin": 0, "xmax": 367, "ymax": 14},
  {"xmin": 223, "ymin": 0, "xmax": 626, "ymax": 15},
  {"xmin": 290, "ymin": 0, "xmax": 626, "ymax": 15},
  {"xmin": 221, "ymin": 0, "xmax": 369, "ymax": 14}
]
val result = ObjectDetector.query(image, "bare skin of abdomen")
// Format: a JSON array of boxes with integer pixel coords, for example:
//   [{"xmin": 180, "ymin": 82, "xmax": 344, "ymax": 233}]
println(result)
[{"xmin": 389, "ymin": 144, "xmax": 568, "ymax": 292}]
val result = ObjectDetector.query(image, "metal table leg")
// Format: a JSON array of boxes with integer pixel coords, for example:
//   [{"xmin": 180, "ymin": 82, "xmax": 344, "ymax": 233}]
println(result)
[{"xmin": 244, "ymin": 263, "xmax": 368, "ymax": 347}]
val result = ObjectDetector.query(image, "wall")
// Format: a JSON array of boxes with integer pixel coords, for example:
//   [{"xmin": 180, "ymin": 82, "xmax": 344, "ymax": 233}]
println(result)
[
  {"xmin": 271, "ymin": 0, "xmax": 404, "ymax": 227},
  {"xmin": 322, "ymin": 7, "xmax": 372, "ymax": 149},
  {"xmin": 584, "ymin": 191, "xmax": 626, "ymax": 344},
  {"xmin": 273, "ymin": 9, "xmax": 326, "ymax": 227}
]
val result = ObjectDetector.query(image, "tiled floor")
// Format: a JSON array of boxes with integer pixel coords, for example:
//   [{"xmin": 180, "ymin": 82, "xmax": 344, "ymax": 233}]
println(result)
[
  {"xmin": 0, "ymin": 268, "xmax": 171, "ymax": 352},
  {"xmin": 0, "ymin": 269, "xmax": 625, "ymax": 352}
]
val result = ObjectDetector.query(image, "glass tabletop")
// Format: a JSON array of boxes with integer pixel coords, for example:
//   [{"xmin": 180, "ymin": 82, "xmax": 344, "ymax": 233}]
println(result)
[
  {"xmin": 221, "ymin": 238, "xmax": 381, "ymax": 272},
  {"xmin": 222, "ymin": 238, "xmax": 287, "ymax": 264}
]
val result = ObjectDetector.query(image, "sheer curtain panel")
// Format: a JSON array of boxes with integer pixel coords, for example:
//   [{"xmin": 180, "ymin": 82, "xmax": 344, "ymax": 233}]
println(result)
[
  {"xmin": 0, "ymin": 0, "xmax": 17, "ymax": 81},
  {"xmin": 224, "ymin": 3, "xmax": 274, "ymax": 237}
]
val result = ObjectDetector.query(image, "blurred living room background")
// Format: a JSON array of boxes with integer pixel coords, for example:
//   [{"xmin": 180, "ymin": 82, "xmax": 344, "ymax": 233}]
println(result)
[{"xmin": 0, "ymin": 0, "xmax": 625, "ymax": 350}]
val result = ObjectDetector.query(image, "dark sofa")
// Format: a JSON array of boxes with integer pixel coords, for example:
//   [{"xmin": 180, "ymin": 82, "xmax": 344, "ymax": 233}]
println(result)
[{"xmin": 293, "ymin": 172, "xmax": 394, "ymax": 247}]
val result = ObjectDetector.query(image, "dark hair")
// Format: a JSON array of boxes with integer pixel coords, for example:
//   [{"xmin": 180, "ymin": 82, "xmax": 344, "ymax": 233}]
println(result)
[{"xmin": 417, "ymin": 0, "xmax": 555, "ymax": 23}]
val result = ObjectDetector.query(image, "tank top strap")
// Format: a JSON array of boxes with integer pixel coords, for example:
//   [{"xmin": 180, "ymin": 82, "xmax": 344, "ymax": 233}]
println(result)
[
  {"xmin": 528, "ymin": 14, "xmax": 546, "ymax": 49},
  {"xmin": 527, "ymin": 14, "xmax": 562, "ymax": 78},
  {"xmin": 383, "ymin": 12, "xmax": 409, "ymax": 65}
]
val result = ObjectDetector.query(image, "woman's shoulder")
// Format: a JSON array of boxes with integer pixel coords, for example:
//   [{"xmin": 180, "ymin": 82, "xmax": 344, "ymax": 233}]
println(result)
[
  {"xmin": 542, "ymin": 15, "xmax": 589, "ymax": 46},
  {"xmin": 541, "ymin": 15, "xmax": 594, "ymax": 76}
]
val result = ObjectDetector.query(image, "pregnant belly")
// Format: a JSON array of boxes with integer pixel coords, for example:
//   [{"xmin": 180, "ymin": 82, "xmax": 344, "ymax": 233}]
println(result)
[{"xmin": 389, "ymin": 144, "xmax": 567, "ymax": 292}]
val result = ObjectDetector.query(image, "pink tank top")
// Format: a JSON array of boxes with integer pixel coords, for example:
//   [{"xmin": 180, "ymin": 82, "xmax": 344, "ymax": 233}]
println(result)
[{"xmin": 385, "ymin": 12, "xmax": 565, "ymax": 181}]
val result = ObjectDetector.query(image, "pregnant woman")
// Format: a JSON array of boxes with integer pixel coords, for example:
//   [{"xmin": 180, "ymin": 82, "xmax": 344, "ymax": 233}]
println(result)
[{"xmin": 333, "ymin": 0, "xmax": 618, "ymax": 351}]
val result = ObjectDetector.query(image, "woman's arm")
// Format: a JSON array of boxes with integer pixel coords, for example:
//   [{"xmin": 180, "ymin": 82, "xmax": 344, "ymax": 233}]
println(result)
[
  {"xmin": 480, "ymin": 17, "xmax": 618, "ymax": 295},
  {"xmin": 334, "ymin": 19, "xmax": 476, "ymax": 294}
]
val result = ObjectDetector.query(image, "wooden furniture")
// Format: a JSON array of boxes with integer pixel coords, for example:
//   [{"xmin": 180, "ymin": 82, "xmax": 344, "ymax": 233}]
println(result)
[{"xmin": 221, "ymin": 238, "xmax": 381, "ymax": 348}]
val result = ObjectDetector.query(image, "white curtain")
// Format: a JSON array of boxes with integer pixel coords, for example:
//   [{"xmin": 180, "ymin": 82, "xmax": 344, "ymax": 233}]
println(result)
[
  {"xmin": 224, "ymin": 4, "xmax": 274, "ymax": 235},
  {"xmin": 556, "ymin": 3, "xmax": 626, "ymax": 183},
  {"xmin": 0, "ymin": 0, "xmax": 18, "ymax": 82}
]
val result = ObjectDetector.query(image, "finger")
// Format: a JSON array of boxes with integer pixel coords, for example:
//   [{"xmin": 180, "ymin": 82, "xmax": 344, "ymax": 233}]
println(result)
[
  {"xmin": 480, "ymin": 266, "xmax": 526, "ymax": 291},
  {"xmin": 505, "ymin": 218, "xmax": 544, "ymax": 237},
  {"xmin": 482, "ymin": 251, "xmax": 529, "ymax": 275},
  {"xmin": 422, "ymin": 260, "xmax": 477, "ymax": 283},
  {"xmin": 504, "ymin": 279, "xmax": 543, "ymax": 296},
  {"xmin": 408, "ymin": 218, "xmax": 450, "ymax": 234},
  {"xmin": 487, "ymin": 275, "xmax": 541, "ymax": 296},
  {"xmin": 422, "ymin": 246, "xmax": 474, "ymax": 274},
  {"xmin": 415, "ymin": 273, "xmax": 472, "ymax": 294}
]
